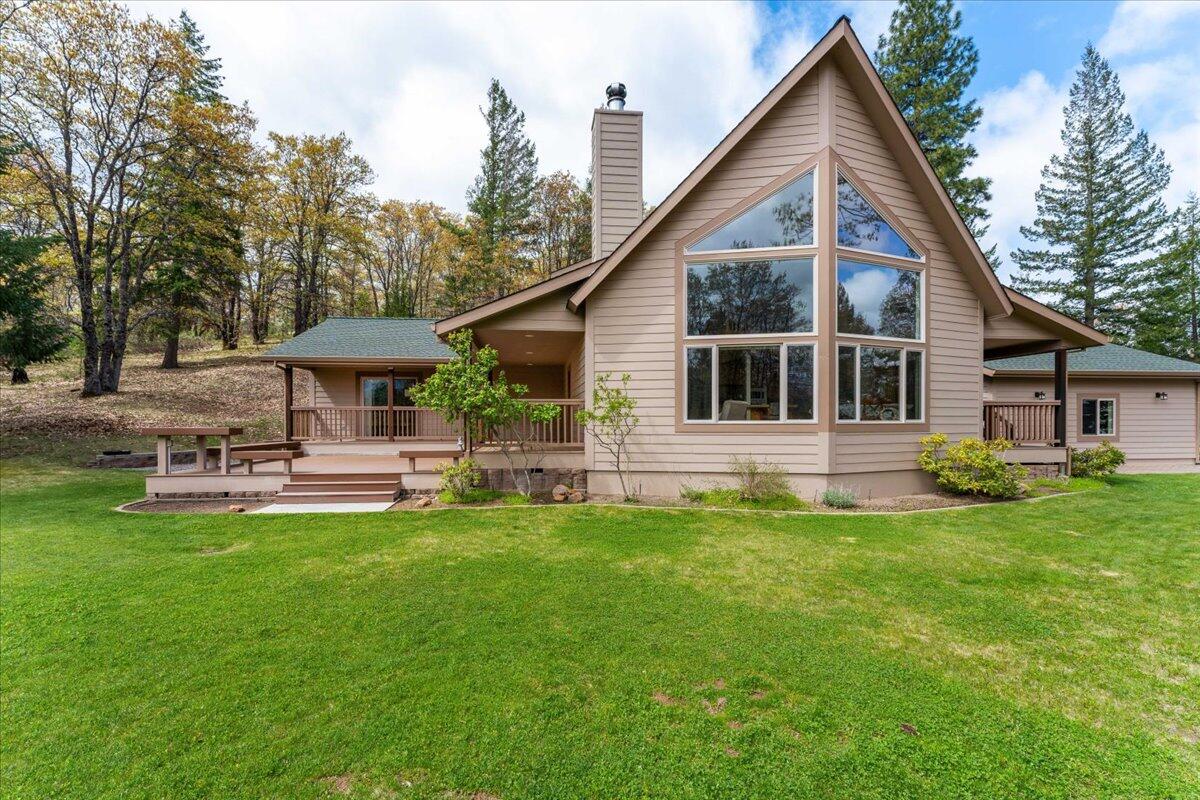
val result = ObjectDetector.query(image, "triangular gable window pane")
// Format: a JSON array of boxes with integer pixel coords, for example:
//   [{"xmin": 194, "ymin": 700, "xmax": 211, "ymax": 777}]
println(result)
[
  {"xmin": 836, "ymin": 173, "xmax": 920, "ymax": 260},
  {"xmin": 686, "ymin": 170, "xmax": 814, "ymax": 253}
]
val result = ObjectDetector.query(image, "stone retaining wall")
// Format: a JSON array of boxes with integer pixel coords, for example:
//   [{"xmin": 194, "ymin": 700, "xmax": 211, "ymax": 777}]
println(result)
[
  {"xmin": 88, "ymin": 450, "xmax": 200, "ymax": 469},
  {"xmin": 478, "ymin": 467, "xmax": 587, "ymax": 495}
]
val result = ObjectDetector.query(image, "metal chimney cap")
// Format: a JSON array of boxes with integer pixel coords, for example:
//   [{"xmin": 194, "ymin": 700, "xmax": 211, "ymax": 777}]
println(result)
[{"xmin": 605, "ymin": 82, "xmax": 627, "ymax": 110}]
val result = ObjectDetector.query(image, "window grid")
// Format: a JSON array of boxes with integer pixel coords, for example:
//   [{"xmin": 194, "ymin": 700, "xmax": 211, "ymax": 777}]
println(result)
[
  {"xmin": 836, "ymin": 343, "xmax": 924, "ymax": 424},
  {"xmin": 685, "ymin": 342, "xmax": 817, "ymax": 424}
]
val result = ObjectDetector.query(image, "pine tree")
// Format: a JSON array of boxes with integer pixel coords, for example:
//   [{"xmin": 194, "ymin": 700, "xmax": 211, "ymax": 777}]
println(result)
[
  {"xmin": 465, "ymin": 79, "xmax": 538, "ymax": 297},
  {"xmin": 177, "ymin": 11, "xmax": 224, "ymax": 104},
  {"xmin": 1135, "ymin": 194, "xmax": 1199, "ymax": 360},
  {"xmin": 875, "ymin": 0, "xmax": 992, "ymax": 252},
  {"xmin": 1012, "ymin": 45, "xmax": 1171, "ymax": 338}
]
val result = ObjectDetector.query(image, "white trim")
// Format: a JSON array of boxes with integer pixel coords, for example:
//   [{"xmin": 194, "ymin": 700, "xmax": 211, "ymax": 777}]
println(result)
[
  {"xmin": 837, "ymin": 244, "xmax": 926, "ymax": 266},
  {"xmin": 784, "ymin": 342, "xmax": 818, "ymax": 422},
  {"xmin": 683, "ymin": 256, "xmax": 818, "ymax": 339}
]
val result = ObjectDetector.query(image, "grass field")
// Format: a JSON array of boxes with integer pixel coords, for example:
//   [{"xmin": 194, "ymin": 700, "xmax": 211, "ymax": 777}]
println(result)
[{"xmin": 1, "ymin": 463, "xmax": 1198, "ymax": 799}]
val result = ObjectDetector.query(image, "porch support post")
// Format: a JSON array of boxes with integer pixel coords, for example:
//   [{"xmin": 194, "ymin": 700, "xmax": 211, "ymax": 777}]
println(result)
[
  {"xmin": 283, "ymin": 365, "xmax": 294, "ymax": 441},
  {"xmin": 387, "ymin": 366, "xmax": 395, "ymax": 441},
  {"xmin": 1053, "ymin": 349, "xmax": 1068, "ymax": 446}
]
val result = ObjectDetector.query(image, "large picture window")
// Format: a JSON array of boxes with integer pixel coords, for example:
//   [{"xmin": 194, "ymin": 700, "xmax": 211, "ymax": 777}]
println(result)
[
  {"xmin": 836, "ymin": 172, "xmax": 920, "ymax": 260},
  {"xmin": 837, "ymin": 344, "xmax": 923, "ymax": 423},
  {"xmin": 836, "ymin": 259, "xmax": 921, "ymax": 340},
  {"xmin": 686, "ymin": 170, "xmax": 814, "ymax": 253},
  {"xmin": 686, "ymin": 343, "xmax": 815, "ymax": 422},
  {"xmin": 687, "ymin": 257, "xmax": 814, "ymax": 336}
]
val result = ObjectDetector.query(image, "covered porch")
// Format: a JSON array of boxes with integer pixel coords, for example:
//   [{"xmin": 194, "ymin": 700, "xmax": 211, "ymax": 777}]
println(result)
[{"xmin": 981, "ymin": 288, "xmax": 1109, "ymax": 459}]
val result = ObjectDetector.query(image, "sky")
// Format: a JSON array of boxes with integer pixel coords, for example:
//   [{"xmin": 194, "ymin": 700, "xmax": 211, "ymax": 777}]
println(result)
[{"xmin": 129, "ymin": 0, "xmax": 1200, "ymax": 282}]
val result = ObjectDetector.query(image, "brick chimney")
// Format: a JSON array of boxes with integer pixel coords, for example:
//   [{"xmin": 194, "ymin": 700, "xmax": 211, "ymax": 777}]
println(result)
[{"xmin": 591, "ymin": 83, "xmax": 643, "ymax": 260}]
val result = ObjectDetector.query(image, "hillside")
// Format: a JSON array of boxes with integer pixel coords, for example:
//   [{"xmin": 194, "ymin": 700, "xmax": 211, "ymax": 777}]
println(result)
[{"xmin": 0, "ymin": 343, "xmax": 304, "ymax": 462}]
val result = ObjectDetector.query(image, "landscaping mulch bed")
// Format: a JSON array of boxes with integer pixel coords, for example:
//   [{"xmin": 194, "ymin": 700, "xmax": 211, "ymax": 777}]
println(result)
[{"xmin": 121, "ymin": 498, "xmax": 273, "ymax": 514}]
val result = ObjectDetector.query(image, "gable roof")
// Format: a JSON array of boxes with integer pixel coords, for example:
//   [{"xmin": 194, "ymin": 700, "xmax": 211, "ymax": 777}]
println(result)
[
  {"xmin": 987, "ymin": 344, "xmax": 1200, "ymax": 376},
  {"xmin": 434, "ymin": 256, "xmax": 602, "ymax": 336},
  {"xmin": 567, "ymin": 16, "xmax": 1011, "ymax": 317},
  {"xmin": 262, "ymin": 317, "xmax": 453, "ymax": 362}
]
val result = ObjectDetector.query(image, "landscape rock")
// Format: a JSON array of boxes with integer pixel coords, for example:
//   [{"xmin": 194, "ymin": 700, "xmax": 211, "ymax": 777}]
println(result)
[
  {"xmin": 552, "ymin": 484, "xmax": 569, "ymax": 502},
  {"xmin": 414, "ymin": 495, "xmax": 433, "ymax": 508},
  {"xmin": 567, "ymin": 490, "xmax": 585, "ymax": 504},
  {"xmin": 228, "ymin": 504, "xmax": 245, "ymax": 513}
]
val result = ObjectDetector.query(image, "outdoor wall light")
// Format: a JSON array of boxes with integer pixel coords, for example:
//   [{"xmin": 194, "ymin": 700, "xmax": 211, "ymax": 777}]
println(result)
[
  {"xmin": 1155, "ymin": 392, "xmax": 1168, "ymax": 400},
  {"xmin": 1034, "ymin": 391, "xmax": 1046, "ymax": 399}
]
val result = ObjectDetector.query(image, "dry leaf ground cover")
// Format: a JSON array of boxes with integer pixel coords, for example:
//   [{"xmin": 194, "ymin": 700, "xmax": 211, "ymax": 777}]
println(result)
[
  {"xmin": 0, "ymin": 342, "xmax": 294, "ymax": 460},
  {"xmin": 1, "ymin": 462, "xmax": 1197, "ymax": 799}
]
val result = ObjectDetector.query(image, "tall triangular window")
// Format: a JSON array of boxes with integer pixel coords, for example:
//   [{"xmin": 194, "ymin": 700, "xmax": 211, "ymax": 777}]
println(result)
[
  {"xmin": 836, "ymin": 173, "xmax": 920, "ymax": 260},
  {"xmin": 686, "ymin": 170, "xmax": 814, "ymax": 253}
]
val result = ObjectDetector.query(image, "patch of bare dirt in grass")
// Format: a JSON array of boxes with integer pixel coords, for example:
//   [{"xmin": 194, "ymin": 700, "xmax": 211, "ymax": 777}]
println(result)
[
  {"xmin": 320, "ymin": 774, "xmax": 355, "ymax": 795},
  {"xmin": 651, "ymin": 691, "xmax": 681, "ymax": 706},
  {"xmin": 198, "ymin": 542, "xmax": 251, "ymax": 556},
  {"xmin": 0, "ymin": 343, "xmax": 286, "ymax": 452}
]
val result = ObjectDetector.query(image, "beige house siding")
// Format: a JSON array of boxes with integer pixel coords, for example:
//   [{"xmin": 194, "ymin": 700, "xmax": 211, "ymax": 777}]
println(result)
[
  {"xmin": 591, "ymin": 109, "xmax": 644, "ymax": 260},
  {"xmin": 831, "ymin": 65, "xmax": 983, "ymax": 473},
  {"xmin": 476, "ymin": 288, "xmax": 583, "ymax": 332},
  {"xmin": 312, "ymin": 368, "xmax": 357, "ymax": 407},
  {"xmin": 989, "ymin": 376, "xmax": 1199, "ymax": 468},
  {"xmin": 588, "ymin": 73, "xmax": 823, "ymax": 479},
  {"xmin": 568, "ymin": 343, "xmax": 585, "ymax": 400}
]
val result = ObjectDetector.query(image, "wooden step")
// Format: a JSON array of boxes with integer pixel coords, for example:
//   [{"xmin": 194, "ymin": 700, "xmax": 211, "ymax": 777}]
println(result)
[
  {"xmin": 280, "ymin": 481, "xmax": 399, "ymax": 493},
  {"xmin": 273, "ymin": 490, "xmax": 399, "ymax": 504},
  {"xmin": 287, "ymin": 472, "xmax": 407, "ymax": 483}
]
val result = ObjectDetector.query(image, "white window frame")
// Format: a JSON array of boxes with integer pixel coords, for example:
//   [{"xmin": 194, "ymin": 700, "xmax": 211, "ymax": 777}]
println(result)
[
  {"xmin": 834, "ymin": 257, "xmax": 926, "ymax": 343},
  {"xmin": 685, "ymin": 166, "xmax": 819, "ymax": 256},
  {"xmin": 836, "ymin": 343, "xmax": 924, "ymax": 424},
  {"xmin": 834, "ymin": 169, "xmax": 925, "ymax": 264},
  {"xmin": 684, "ymin": 342, "xmax": 817, "ymax": 424},
  {"xmin": 1081, "ymin": 397, "xmax": 1117, "ymax": 436},
  {"xmin": 683, "ymin": 254, "xmax": 820, "ymax": 340}
]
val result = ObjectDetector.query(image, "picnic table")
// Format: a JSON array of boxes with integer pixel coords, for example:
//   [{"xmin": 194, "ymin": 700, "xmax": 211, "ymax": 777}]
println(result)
[{"xmin": 138, "ymin": 427, "xmax": 244, "ymax": 476}]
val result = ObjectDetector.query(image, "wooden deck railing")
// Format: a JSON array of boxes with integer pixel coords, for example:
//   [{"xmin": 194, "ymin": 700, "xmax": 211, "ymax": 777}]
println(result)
[
  {"xmin": 290, "ymin": 406, "xmax": 459, "ymax": 442},
  {"xmin": 983, "ymin": 401, "xmax": 1060, "ymax": 445},
  {"xmin": 475, "ymin": 399, "xmax": 585, "ymax": 448},
  {"xmin": 290, "ymin": 399, "xmax": 584, "ymax": 448}
]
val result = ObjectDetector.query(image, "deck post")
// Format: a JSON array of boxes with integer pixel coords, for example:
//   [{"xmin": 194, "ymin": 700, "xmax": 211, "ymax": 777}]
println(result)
[
  {"xmin": 387, "ymin": 366, "xmax": 395, "ymax": 441},
  {"xmin": 283, "ymin": 365, "xmax": 294, "ymax": 441},
  {"xmin": 156, "ymin": 435, "xmax": 171, "ymax": 476},
  {"xmin": 195, "ymin": 435, "xmax": 207, "ymax": 471},
  {"xmin": 1054, "ymin": 349, "xmax": 1068, "ymax": 446}
]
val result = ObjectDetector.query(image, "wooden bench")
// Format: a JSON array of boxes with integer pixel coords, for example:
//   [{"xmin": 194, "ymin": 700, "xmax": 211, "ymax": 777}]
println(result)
[
  {"xmin": 234, "ymin": 450, "xmax": 304, "ymax": 474},
  {"xmin": 400, "ymin": 450, "xmax": 463, "ymax": 472}
]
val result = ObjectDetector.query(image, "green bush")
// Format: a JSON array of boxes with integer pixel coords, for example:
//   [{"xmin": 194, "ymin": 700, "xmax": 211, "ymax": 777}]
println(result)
[
  {"xmin": 728, "ymin": 455, "xmax": 791, "ymax": 501},
  {"xmin": 1071, "ymin": 441, "xmax": 1126, "ymax": 477},
  {"xmin": 821, "ymin": 485, "xmax": 859, "ymax": 508},
  {"xmin": 918, "ymin": 434, "xmax": 1028, "ymax": 499},
  {"xmin": 436, "ymin": 458, "xmax": 481, "ymax": 502},
  {"xmin": 679, "ymin": 485, "xmax": 705, "ymax": 503}
]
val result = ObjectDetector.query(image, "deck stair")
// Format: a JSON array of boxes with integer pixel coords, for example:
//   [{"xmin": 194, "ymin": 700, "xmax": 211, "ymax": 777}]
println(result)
[{"xmin": 275, "ymin": 472, "xmax": 406, "ymax": 504}]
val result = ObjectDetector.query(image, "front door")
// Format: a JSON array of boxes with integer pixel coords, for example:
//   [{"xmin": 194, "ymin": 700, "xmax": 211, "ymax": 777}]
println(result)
[{"xmin": 361, "ymin": 376, "xmax": 420, "ymax": 437}]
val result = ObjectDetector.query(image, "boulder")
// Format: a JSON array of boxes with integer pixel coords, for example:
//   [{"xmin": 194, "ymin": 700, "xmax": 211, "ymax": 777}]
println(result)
[
  {"xmin": 414, "ymin": 495, "xmax": 433, "ymax": 508},
  {"xmin": 552, "ymin": 484, "xmax": 570, "ymax": 502},
  {"xmin": 567, "ymin": 490, "xmax": 585, "ymax": 504},
  {"xmin": 228, "ymin": 504, "xmax": 246, "ymax": 513}
]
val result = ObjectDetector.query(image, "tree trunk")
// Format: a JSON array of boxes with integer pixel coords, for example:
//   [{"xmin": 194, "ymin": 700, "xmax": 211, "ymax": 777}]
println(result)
[
  {"xmin": 161, "ymin": 306, "xmax": 182, "ymax": 369},
  {"xmin": 11, "ymin": 367, "xmax": 29, "ymax": 384}
]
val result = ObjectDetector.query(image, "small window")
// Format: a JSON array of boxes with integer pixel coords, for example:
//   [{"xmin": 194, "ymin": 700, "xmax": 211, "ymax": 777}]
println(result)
[
  {"xmin": 1081, "ymin": 398, "xmax": 1116, "ymax": 436},
  {"xmin": 836, "ymin": 173, "xmax": 920, "ymax": 259},
  {"xmin": 685, "ymin": 347, "xmax": 713, "ymax": 421},
  {"xmin": 786, "ymin": 344, "xmax": 815, "ymax": 421},
  {"xmin": 686, "ymin": 258, "xmax": 814, "ymax": 336},
  {"xmin": 687, "ymin": 171, "xmax": 815, "ymax": 253},
  {"xmin": 837, "ymin": 259, "xmax": 921, "ymax": 340},
  {"xmin": 837, "ymin": 343, "xmax": 923, "ymax": 423}
]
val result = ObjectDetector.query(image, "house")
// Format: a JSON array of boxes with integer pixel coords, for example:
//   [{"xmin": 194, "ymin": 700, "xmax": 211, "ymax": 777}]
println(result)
[
  {"xmin": 148, "ymin": 17, "xmax": 1167, "ymax": 502},
  {"xmin": 986, "ymin": 344, "xmax": 1200, "ymax": 472}
]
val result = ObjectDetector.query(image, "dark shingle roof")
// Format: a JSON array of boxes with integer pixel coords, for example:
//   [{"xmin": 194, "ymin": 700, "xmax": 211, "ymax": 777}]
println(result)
[
  {"xmin": 264, "ymin": 317, "xmax": 453, "ymax": 360},
  {"xmin": 987, "ymin": 344, "xmax": 1200, "ymax": 374}
]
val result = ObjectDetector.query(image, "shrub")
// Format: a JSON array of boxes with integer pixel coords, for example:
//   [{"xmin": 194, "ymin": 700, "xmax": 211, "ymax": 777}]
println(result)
[
  {"xmin": 728, "ymin": 455, "xmax": 791, "ymax": 501},
  {"xmin": 917, "ymin": 434, "xmax": 1028, "ymax": 498},
  {"xmin": 679, "ymin": 484, "xmax": 705, "ymax": 503},
  {"xmin": 1071, "ymin": 441, "xmax": 1126, "ymax": 477},
  {"xmin": 821, "ymin": 485, "xmax": 859, "ymax": 509},
  {"xmin": 436, "ymin": 458, "xmax": 481, "ymax": 502}
]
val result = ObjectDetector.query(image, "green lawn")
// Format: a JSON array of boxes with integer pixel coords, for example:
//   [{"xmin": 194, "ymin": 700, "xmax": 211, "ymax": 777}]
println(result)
[{"xmin": 2, "ymin": 464, "xmax": 1198, "ymax": 799}]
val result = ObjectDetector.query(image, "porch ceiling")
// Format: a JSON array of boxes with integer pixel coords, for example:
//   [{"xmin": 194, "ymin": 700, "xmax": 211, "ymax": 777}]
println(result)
[
  {"xmin": 983, "ymin": 288, "xmax": 1109, "ymax": 360},
  {"xmin": 475, "ymin": 328, "xmax": 582, "ymax": 366}
]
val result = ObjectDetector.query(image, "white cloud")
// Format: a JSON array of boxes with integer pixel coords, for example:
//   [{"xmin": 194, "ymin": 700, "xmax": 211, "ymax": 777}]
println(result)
[
  {"xmin": 131, "ymin": 0, "xmax": 820, "ymax": 213},
  {"xmin": 1096, "ymin": 0, "xmax": 1200, "ymax": 58}
]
